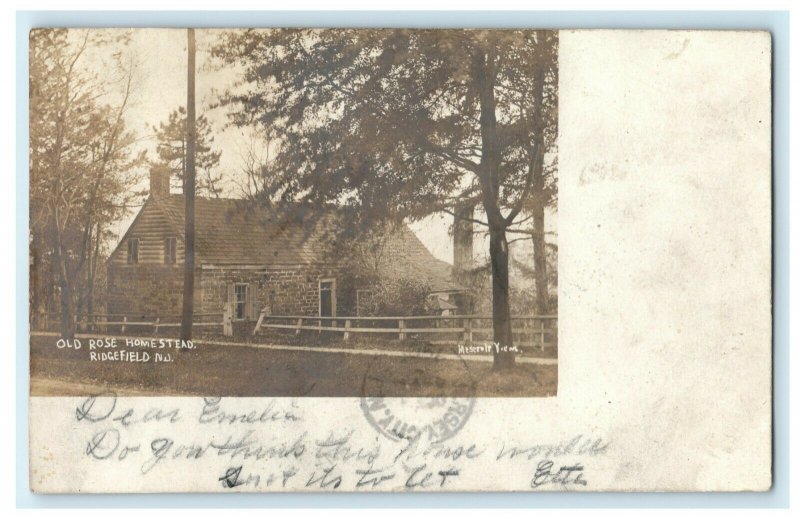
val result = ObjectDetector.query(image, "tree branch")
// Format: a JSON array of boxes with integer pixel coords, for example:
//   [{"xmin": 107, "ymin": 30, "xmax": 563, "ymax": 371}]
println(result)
[{"xmin": 440, "ymin": 207, "xmax": 490, "ymax": 228}]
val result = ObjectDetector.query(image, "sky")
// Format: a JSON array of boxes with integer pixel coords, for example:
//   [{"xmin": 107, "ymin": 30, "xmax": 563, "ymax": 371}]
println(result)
[{"xmin": 85, "ymin": 28, "xmax": 556, "ymax": 265}]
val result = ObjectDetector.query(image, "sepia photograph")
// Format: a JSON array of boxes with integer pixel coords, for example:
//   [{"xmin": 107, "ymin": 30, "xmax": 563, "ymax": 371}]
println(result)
[
  {"xmin": 29, "ymin": 28, "xmax": 559, "ymax": 398},
  {"xmin": 22, "ymin": 18, "xmax": 776, "ymax": 495}
]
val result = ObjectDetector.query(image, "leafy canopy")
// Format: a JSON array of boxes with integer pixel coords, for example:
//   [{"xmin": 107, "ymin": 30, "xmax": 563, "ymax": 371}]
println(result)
[
  {"xmin": 213, "ymin": 29, "xmax": 557, "ymax": 227},
  {"xmin": 153, "ymin": 106, "xmax": 223, "ymax": 197}
]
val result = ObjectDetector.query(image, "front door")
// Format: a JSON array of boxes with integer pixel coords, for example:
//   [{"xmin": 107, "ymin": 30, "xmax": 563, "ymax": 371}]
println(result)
[{"xmin": 319, "ymin": 280, "xmax": 335, "ymax": 319}]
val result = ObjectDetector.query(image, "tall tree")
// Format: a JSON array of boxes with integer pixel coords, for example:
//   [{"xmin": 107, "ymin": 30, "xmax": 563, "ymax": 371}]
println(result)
[
  {"xmin": 180, "ymin": 28, "xmax": 197, "ymax": 341},
  {"xmin": 30, "ymin": 29, "xmax": 144, "ymax": 338},
  {"xmin": 214, "ymin": 29, "xmax": 558, "ymax": 370},
  {"xmin": 509, "ymin": 94, "xmax": 558, "ymax": 315},
  {"xmin": 152, "ymin": 106, "xmax": 222, "ymax": 197}
]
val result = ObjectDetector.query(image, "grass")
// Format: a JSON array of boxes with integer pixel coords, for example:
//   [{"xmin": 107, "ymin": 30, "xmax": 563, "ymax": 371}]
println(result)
[
  {"xmin": 29, "ymin": 332, "xmax": 557, "ymax": 398},
  {"xmin": 210, "ymin": 326, "xmax": 559, "ymax": 359}
]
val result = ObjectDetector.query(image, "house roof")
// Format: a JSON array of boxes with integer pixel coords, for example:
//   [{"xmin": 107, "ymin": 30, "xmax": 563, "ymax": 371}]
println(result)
[
  {"xmin": 380, "ymin": 225, "xmax": 464, "ymax": 294},
  {"xmin": 152, "ymin": 195, "xmax": 337, "ymax": 266},
  {"xmin": 144, "ymin": 195, "xmax": 462, "ymax": 293}
]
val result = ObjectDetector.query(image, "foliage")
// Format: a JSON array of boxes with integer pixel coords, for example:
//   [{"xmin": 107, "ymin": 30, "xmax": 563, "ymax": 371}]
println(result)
[
  {"xmin": 331, "ymin": 221, "xmax": 421, "ymax": 316},
  {"xmin": 212, "ymin": 29, "xmax": 558, "ymax": 368},
  {"xmin": 344, "ymin": 275, "xmax": 432, "ymax": 317},
  {"xmin": 29, "ymin": 29, "xmax": 145, "ymax": 336},
  {"xmin": 510, "ymin": 242, "xmax": 558, "ymax": 315},
  {"xmin": 213, "ymin": 29, "xmax": 556, "ymax": 221},
  {"xmin": 152, "ymin": 106, "xmax": 223, "ymax": 197}
]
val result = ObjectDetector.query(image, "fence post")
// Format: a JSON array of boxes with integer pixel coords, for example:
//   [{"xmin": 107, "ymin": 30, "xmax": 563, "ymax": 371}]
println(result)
[
  {"xmin": 252, "ymin": 309, "xmax": 265, "ymax": 336},
  {"xmin": 540, "ymin": 318, "xmax": 546, "ymax": 351},
  {"xmin": 121, "ymin": 316, "xmax": 127, "ymax": 334},
  {"xmin": 554, "ymin": 318, "xmax": 558, "ymax": 348},
  {"xmin": 398, "ymin": 318, "xmax": 406, "ymax": 341},
  {"xmin": 154, "ymin": 317, "xmax": 160, "ymax": 335},
  {"xmin": 295, "ymin": 317, "xmax": 303, "ymax": 336},
  {"xmin": 343, "ymin": 319, "xmax": 351, "ymax": 341},
  {"xmin": 223, "ymin": 303, "xmax": 233, "ymax": 336},
  {"xmin": 463, "ymin": 317, "xmax": 472, "ymax": 345}
]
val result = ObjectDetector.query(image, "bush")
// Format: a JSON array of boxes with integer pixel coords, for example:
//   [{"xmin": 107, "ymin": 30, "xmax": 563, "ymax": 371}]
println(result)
[{"xmin": 356, "ymin": 277, "xmax": 432, "ymax": 316}]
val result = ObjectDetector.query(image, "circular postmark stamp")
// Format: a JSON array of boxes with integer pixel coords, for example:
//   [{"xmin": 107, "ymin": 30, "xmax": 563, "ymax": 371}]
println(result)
[
  {"xmin": 360, "ymin": 396, "xmax": 476, "ymax": 443},
  {"xmin": 360, "ymin": 355, "xmax": 477, "ymax": 443}
]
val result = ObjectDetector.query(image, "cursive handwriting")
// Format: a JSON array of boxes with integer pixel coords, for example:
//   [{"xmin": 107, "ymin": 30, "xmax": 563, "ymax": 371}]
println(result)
[
  {"xmin": 497, "ymin": 435, "xmax": 610, "ymax": 461},
  {"xmin": 199, "ymin": 397, "xmax": 301, "ymax": 424},
  {"xmin": 69, "ymin": 395, "xmax": 608, "ymax": 490},
  {"xmin": 530, "ymin": 460, "xmax": 588, "ymax": 488}
]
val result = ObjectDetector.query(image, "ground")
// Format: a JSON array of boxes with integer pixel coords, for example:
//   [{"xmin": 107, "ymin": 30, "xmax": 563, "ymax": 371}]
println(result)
[{"xmin": 29, "ymin": 332, "xmax": 558, "ymax": 398}]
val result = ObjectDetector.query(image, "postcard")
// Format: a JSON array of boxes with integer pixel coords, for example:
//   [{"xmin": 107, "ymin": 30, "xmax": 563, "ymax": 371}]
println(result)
[{"xmin": 28, "ymin": 28, "xmax": 771, "ymax": 492}]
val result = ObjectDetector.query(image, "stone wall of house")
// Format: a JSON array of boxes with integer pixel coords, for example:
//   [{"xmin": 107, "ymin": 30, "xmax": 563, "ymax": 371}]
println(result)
[
  {"xmin": 106, "ymin": 265, "xmax": 201, "ymax": 317},
  {"xmin": 107, "ymin": 262, "xmax": 360, "ymax": 323},
  {"xmin": 199, "ymin": 264, "xmax": 344, "ymax": 319}
]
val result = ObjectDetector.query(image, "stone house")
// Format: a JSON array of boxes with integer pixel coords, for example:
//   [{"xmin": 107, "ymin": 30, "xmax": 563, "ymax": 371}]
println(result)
[{"xmin": 106, "ymin": 169, "xmax": 465, "ymax": 322}]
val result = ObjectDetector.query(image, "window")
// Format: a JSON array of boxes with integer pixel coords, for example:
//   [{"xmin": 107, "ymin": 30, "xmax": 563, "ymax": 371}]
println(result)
[
  {"xmin": 127, "ymin": 238, "xmax": 139, "ymax": 264},
  {"xmin": 234, "ymin": 284, "xmax": 248, "ymax": 321},
  {"xmin": 164, "ymin": 237, "xmax": 177, "ymax": 264}
]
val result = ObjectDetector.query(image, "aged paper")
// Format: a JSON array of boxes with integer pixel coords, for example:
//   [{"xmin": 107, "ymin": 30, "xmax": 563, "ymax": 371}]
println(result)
[{"xmin": 28, "ymin": 29, "xmax": 771, "ymax": 492}]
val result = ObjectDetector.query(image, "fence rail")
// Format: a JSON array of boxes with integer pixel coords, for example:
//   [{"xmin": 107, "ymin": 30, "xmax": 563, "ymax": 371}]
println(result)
[
  {"xmin": 253, "ymin": 313, "xmax": 558, "ymax": 349},
  {"xmin": 39, "ymin": 308, "xmax": 232, "ymax": 335},
  {"xmin": 37, "ymin": 309, "xmax": 558, "ymax": 350}
]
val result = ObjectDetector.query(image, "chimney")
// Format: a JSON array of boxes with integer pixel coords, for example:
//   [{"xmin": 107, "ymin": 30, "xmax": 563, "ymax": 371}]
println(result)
[
  {"xmin": 149, "ymin": 165, "xmax": 170, "ymax": 199},
  {"xmin": 453, "ymin": 203, "xmax": 475, "ymax": 275}
]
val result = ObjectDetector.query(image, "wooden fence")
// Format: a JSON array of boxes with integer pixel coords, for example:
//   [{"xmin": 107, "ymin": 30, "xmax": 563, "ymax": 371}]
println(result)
[
  {"xmin": 253, "ymin": 313, "xmax": 558, "ymax": 349},
  {"xmin": 37, "ymin": 309, "xmax": 558, "ymax": 349},
  {"xmin": 40, "ymin": 307, "xmax": 231, "ymax": 336}
]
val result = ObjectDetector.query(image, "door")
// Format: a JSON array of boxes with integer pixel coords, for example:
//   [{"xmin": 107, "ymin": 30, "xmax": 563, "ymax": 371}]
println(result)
[{"xmin": 319, "ymin": 279, "xmax": 335, "ymax": 319}]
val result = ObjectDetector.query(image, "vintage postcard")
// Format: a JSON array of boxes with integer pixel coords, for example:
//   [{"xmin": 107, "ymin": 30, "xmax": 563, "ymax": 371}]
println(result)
[{"xmin": 28, "ymin": 28, "xmax": 771, "ymax": 492}]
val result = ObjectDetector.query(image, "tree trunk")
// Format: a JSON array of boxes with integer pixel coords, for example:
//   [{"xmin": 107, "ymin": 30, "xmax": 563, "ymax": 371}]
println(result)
[
  {"xmin": 474, "ymin": 44, "xmax": 516, "ymax": 370},
  {"xmin": 29, "ymin": 239, "xmax": 43, "ymax": 329},
  {"xmin": 489, "ymin": 226, "xmax": 515, "ymax": 370},
  {"xmin": 55, "ymin": 242, "xmax": 75, "ymax": 340},
  {"xmin": 180, "ymin": 28, "xmax": 197, "ymax": 341},
  {"xmin": 531, "ymin": 203, "xmax": 549, "ymax": 315},
  {"xmin": 87, "ymin": 221, "xmax": 100, "ymax": 322}
]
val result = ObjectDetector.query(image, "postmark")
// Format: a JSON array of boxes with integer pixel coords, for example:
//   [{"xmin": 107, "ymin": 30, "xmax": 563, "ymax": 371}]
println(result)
[
  {"xmin": 360, "ymin": 396, "xmax": 476, "ymax": 443},
  {"xmin": 360, "ymin": 355, "xmax": 477, "ymax": 443}
]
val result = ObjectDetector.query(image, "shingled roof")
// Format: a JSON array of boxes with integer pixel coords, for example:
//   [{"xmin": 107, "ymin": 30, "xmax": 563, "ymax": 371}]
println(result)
[
  {"xmin": 151, "ymin": 195, "xmax": 337, "ymax": 266},
  {"xmin": 144, "ymin": 195, "xmax": 462, "ymax": 293}
]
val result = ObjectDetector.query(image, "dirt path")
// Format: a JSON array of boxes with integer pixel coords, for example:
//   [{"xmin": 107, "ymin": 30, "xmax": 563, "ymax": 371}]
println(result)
[{"xmin": 30, "ymin": 376, "xmax": 173, "ymax": 397}]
